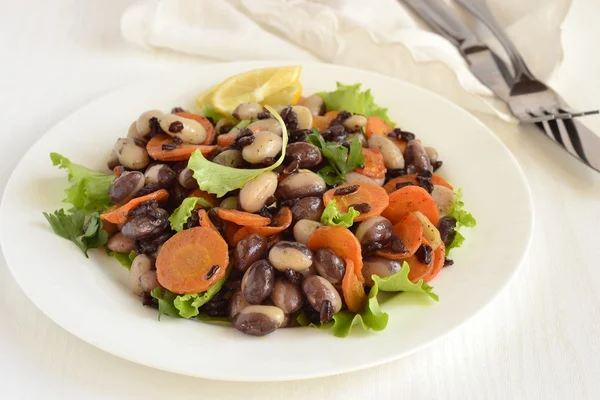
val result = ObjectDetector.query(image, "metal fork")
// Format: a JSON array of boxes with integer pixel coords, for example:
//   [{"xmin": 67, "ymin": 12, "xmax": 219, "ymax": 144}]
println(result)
[{"xmin": 455, "ymin": 0, "xmax": 599, "ymax": 123}]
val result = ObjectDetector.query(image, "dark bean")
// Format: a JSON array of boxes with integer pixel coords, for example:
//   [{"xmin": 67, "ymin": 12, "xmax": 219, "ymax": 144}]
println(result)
[
  {"xmin": 283, "ymin": 157, "xmax": 300, "ymax": 175},
  {"xmin": 291, "ymin": 196, "xmax": 324, "ymax": 222},
  {"xmin": 444, "ymin": 258, "xmax": 454, "ymax": 267},
  {"xmin": 418, "ymin": 170, "xmax": 433, "ymax": 178},
  {"xmin": 203, "ymin": 290, "xmax": 229, "ymax": 317},
  {"xmin": 242, "ymin": 260, "xmax": 275, "ymax": 304},
  {"xmin": 144, "ymin": 164, "xmax": 177, "ymax": 189},
  {"xmin": 355, "ymin": 216, "xmax": 393, "ymax": 249},
  {"xmin": 302, "ymin": 275, "xmax": 342, "ymax": 313},
  {"xmin": 362, "ymin": 256, "xmax": 402, "ymax": 286},
  {"xmin": 334, "ymin": 184, "xmax": 359, "ymax": 196},
  {"xmin": 166, "ymin": 182, "xmax": 191, "ymax": 211},
  {"xmin": 313, "ymin": 248, "xmax": 346, "ymax": 285},
  {"xmin": 433, "ymin": 160, "xmax": 443, "ymax": 171},
  {"xmin": 278, "ymin": 171, "xmax": 326, "ymax": 200},
  {"xmin": 270, "ymin": 279, "xmax": 303, "ymax": 314},
  {"xmin": 178, "ymin": 168, "xmax": 199, "ymax": 189},
  {"xmin": 148, "ymin": 117, "xmax": 163, "ymax": 138},
  {"xmin": 415, "ymin": 244, "xmax": 433, "ymax": 264},
  {"xmin": 319, "ymin": 300, "xmax": 334, "ymax": 323},
  {"xmin": 388, "ymin": 128, "xmax": 402, "ymax": 139},
  {"xmin": 171, "ymin": 106, "xmax": 185, "ymax": 113},
  {"xmin": 141, "ymin": 292, "xmax": 158, "ymax": 308},
  {"xmin": 285, "ymin": 142, "xmax": 322, "ymax": 168},
  {"xmin": 121, "ymin": 208, "xmax": 169, "ymax": 240},
  {"xmin": 405, "ymin": 140, "xmax": 431, "ymax": 172},
  {"xmin": 284, "ymin": 268, "xmax": 303, "ymax": 286},
  {"xmin": 438, "ymin": 216, "xmax": 457, "ymax": 246},
  {"xmin": 280, "ymin": 107, "xmax": 298, "ymax": 131},
  {"xmin": 363, "ymin": 242, "xmax": 384, "ymax": 253},
  {"xmin": 268, "ymin": 241, "xmax": 313, "ymax": 272},
  {"xmin": 233, "ymin": 305, "xmax": 284, "ymax": 336},
  {"xmin": 161, "ymin": 142, "xmax": 177, "ymax": 151},
  {"xmin": 350, "ymin": 203, "xmax": 371, "ymax": 214},
  {"xmin": 416, "ymin": 176, "xmax": 434, "ymax": 193},
  {"xmin": 391, "ymin": 235, "xmax": 408, "ymax": 253},
  {"xmin": 127, "ymin": 200, "xmax": 158, "ymax": 218},
  {"xmin": 168, "ymin": 121, "xmax": 184, "ymax": 133},
  {"xmin": 108, "ymin": 171, "xmax": 145, "ymax": 204},
  {"xmin": 234, "ymin": 233, "xmax": 268, "ymax": 272},
  {"xmin": 289, "ymin": 129, "xmax": 312, "ymax": 143}
]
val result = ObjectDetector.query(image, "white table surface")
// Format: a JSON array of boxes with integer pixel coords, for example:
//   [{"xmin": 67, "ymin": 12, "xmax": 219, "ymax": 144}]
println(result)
[{"xmin": 1, "ymin": 1, "xmax": 600, "ymax": 399}]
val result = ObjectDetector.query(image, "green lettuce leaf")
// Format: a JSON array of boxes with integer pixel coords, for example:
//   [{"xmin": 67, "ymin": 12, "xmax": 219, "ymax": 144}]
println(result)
[
  {"xmin": 316, "ymin": 82, "xmax": 394, "ymax": 126},
  {"xmin": 187, "ymin": 106, "xmax": 287, "ymax": 197},
  {"xmin": 43, "ymin": 210, "xmax": 108, "ymax": 257},
  {"xmin": 320, "ymin": 199, "xmax": 360, "ymax": 228},
  {"xmin": 108, "ymin": 250, "xmax": 136, "ymax": 269},
  {"xmin": 50, "ymin": 153, "xmax": 114, "ymax": 213},
  {"xmin": 372, "ymin": 262, "xmax": 439, "ymax": 301},
  {"xmin": 168, "ymin": 197, "xmax": 214, "ymax": 232},
  {"xmin": 173, "ymin": 271, "xmax": 230, "ymax": 318},
  {"xmin": 307, "ymin": 130, "xmax": 364, "ymax": 185},
  {"xmin": 331, "ymin": 280, "xmax": 389, "ymax": 338},
  {"xmin": 446, "ymin": 188, "xmax": 476, "ymax": 252},
  {"xmin": 150, "ymin": 287, "xmax": 181, "ymax": 320},
  {"xmin": 202, "ymin": 105, "xmax": 226, "ymax": 123},
  {"xmin": 151, "ymin": 269, "xmax": 230, "ymax": 319}
]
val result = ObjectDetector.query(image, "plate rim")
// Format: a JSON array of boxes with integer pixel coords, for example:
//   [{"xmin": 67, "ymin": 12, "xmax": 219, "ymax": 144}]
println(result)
[{"xmin": 0, "ymin": 61, "xmax": 534, "ymax": 381}]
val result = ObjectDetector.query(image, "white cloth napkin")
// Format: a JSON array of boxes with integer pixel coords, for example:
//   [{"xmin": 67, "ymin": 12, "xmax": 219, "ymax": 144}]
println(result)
[{"xmin": 121, "ymin": 0, "xmax": 572, "ymax": 121}]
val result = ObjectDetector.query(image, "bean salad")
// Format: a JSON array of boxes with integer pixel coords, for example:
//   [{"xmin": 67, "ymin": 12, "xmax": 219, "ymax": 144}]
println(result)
[{"xmin": 44, "ymin": 68, "xmax": 475, "ymax": 337}]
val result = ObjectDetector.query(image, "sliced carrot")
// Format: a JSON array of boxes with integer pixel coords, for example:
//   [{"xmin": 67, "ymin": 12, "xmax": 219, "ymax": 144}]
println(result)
[
  {"xmin": 342, "ymin": 258, "xmax": 367, "ymax": 313},
  {"xmin": 405, "ymin": 238, "xmax": 434, "ymax": 282},
  {"xmin": 391, "ymin": 138, "xmax": 407, "ymax": 154},
  {"xmin": 175, "ymin": 111, "xmax": 216, "ymax": 145},
  {"xmin": 231, "ymin": 207, "xmax": 293, "ymax": 245},
  {"xmin": 312, "ymin": 116, "xmax": 331, "ymax": 132},
  {"xmin": 223, "ymin": 222, "xmax": 242, "ymax": 246},
  {"xmin": 306, "ymin": 226, "xmax": 364, "ymax": 282},
  {"xmin": 100, "ymin": 189, "xmax": 169, "ymax": 224},
  {"xmin": 187, "ymin": 188, "xmax": 219, "ymax": 207},
  {"xmin": 322, "ymin": 182, "xmax": 389, "ymax": 222},
  {"xmin": 217, "ymin": 131, "xmax": 237, "ymax": 147},
  {"xmin": 266, "ymin": 233, "xmax": 283, "ymax": 248},
  {"xmin": 197, "ymin": 209, "xmax": 217, "ymax": 231},
  {"xmin": 156, "ymin": 227, "xmax": 229, "ymax": 294},
  {"xmin": 382, "ymin": 185, "xmax": 439, "ymax": 225},
  {"xmin": 365, "ymin": 116, "xmax": 393, "ymax": 138},
  {"xmin": 431, "ymin": 174, "xmax": 453, "ymax": 190},
  {"xmin": 147, "ymin": 134, "xmax": 217, "ymax": 162},
  {"xmin": 101, "ymin": 220, "xmax": 118, "ymax": 237},
  {"xmin": 375, "ymin": 212, "xmax": 423, "ymax": 260},
  {"xmin": 113, "ymin": 165, "xmax": 124, "ymax": 178},
  {"xmin": 216, "ymin": 208, "xmax": 270, "ymax": 227},
  {"xmin": 324, "ymin": 110, "xmax": 339, "ymax": 120},
  {"xmin": 384, "ymin": 174, "xmax": 453, "ymax": 194},
  {"xmin": 424, "ymin": 242, "xmax": 445, "ymax": 283},
  {"xmin": 355, "ymin": 148, "xmax": 386, "ymax": 179}
]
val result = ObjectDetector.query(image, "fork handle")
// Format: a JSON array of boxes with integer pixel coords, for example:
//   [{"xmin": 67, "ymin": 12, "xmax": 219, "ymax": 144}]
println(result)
[{"xmin": 455, "ymin": 0, "xmax": 532, "ymax": 77}]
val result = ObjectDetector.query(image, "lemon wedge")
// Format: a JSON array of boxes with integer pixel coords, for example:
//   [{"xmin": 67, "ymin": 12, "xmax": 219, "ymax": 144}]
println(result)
[
  {"xmin": 195, "ymin": 84, "xmax": 217, "ymax": 110},
  {"xmin": 211, "ymin": 66, "xmax": 302, "ymax": 115},
  {"xmin": 263, "ymin": 81, "xmax": 303, "ymax": 107}
]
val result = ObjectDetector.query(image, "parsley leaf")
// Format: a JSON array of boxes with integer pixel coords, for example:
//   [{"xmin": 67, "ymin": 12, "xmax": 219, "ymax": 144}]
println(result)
[
  {"xmin": 108, "ymin": 250, "xmax": 137, "ymax": 269},
  {"xmin": 307, "ymin": 130, "xmax": 365, "ymax": 185},
  {"xmin": 43, "ymin": 210, "xmax": 108, "ymax": 257},
  {"xmin": 321, "ymin": 199, "xmax": 360, "ymax": 228},
  {"xmin": 372, "ymin": 262, "xmax": 439, "ymax": 301}
]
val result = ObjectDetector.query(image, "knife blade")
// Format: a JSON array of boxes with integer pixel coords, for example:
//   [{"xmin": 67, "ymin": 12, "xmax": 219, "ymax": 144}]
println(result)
[{"xmin": 402, "ymin": 0, "xmax": 513, "ymax": 102}]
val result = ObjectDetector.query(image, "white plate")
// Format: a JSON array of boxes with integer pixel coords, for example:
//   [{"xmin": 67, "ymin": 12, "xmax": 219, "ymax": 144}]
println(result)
[{"xmin": 0, "ymin": 62, "xmax": 533, "ymax": 381}]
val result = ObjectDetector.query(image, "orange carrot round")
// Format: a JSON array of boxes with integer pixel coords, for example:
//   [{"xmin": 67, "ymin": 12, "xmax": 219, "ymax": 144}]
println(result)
[
  {"xmin": 306, "ymin": 226, "xmax": 364, "ymax": 282},
  {"xmin": 216, "ymin": 208, "xmax": 271, "ymax": 227},
  {"xmin": 217, "ymin": 131, "xmax": 237, "ymax": 147},
  {"xmin": 381, "ymin": 185, "xmax": 439, "ymax": 225},
  {"xmin": 147, "ymin": 134, "xmax": 217, "ymax": 161},
  {"xmin": 365, "ymin": 116, "xmax": 393, "ymax": 138},
  {"xmin": 100, "ymin": 189, "xmax": 169, "ymax": 225},
  {"xmin": 375, "ymin": 212, "xmax": 423, "ymax": 260},
  {"xmin": 196, "ymin": 209, "xmax": 217, "ymax": 231},
  {"xmin": 355, "ymin": 148, "xmax": 386, "ymax": 179},
  {"xmin": 341, "ymin": 258, "xmax": 367, "ymax": 313},
  {"xmin": 156, "ymin": 227, "xmax": 229, "ymax": 294},
  {"xmin": 175, "ymin": 111, "xmax": 216, "ymax": 145},
  {"xmin": 322, "ymin": 182, "xmax": 389, "ymax": 222}
]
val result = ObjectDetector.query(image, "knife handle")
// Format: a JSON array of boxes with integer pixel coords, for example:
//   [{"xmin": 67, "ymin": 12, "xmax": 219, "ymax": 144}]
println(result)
[{"xmin": 402, "ymin": 0, "xmax": 480, "ymax": 51}]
